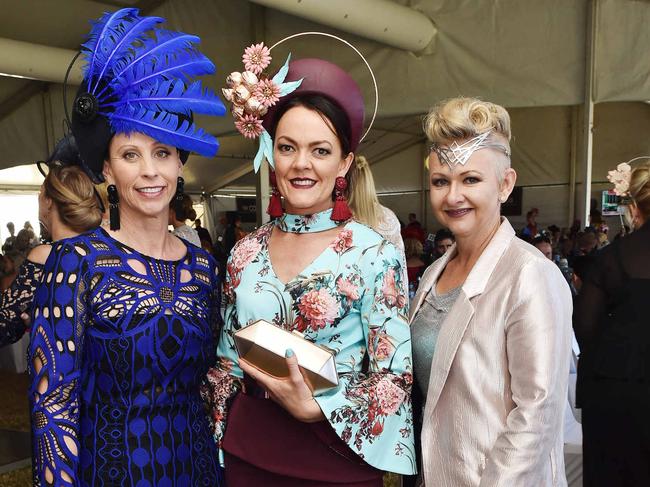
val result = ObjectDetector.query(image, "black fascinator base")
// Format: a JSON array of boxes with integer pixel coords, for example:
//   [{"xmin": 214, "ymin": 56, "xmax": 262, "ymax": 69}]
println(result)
[{"xmin": 71, "ymin": 86, "xmax": 111, "ymax": 184}]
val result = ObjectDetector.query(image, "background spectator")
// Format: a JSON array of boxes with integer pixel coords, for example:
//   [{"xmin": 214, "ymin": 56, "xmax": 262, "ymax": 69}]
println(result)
[
  {"xmin": 532, "ymin": 235, "xmax": 553, "ymax": 260},
  {"xmin": 14, "ymin": 228, "xmax": 36, "ymax": 256},
  {"xmin": 577, "ymin": 231, "xmax": 598, "ymax": 257},
  {"xmin": 169, "ymin": 194, "xmax": 201, "ymax": 246},
  {"xmin": 2, "ymin": 222, "xmax": 16, "ymax": 253},
  {"xmin": 223, "ymin": 212, "xmax": 244, "ymax": 255},
  {"xmin": 520, "ymin": 207, "xmax": 539, "ymax": 240},
  {"xmin": 433, "ymin": 228, "xmax": 454, "ymax": 260},
  {"xmin": 195, "ymin": 218, "xmax": 213, "ymax": 246},
  {"xmin": 404, "ymin": 238, "xmax": 426, "ymax": 296},
  {"xmin": 402, "ymin": 212, "xmax": 426, "ymax": 243}
]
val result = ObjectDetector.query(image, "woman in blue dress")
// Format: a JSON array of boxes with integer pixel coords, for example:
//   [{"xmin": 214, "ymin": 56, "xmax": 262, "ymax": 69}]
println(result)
[
  {"xmin": 205, "ymin": 47, "xmax": 416, "ymax": 485},
  {"xmin": 28, "ymin": 8, "xmax": 226, "ymax": 486}
]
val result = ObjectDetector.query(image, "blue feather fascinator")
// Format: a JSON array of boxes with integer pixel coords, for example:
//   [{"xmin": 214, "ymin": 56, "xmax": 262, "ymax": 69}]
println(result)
[{"xmin": 69, "ymin": 8, "xmax": 225, "ymax": 182}]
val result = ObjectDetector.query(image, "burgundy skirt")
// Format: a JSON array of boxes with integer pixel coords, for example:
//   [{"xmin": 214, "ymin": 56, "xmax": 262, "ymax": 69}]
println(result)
[{"xmin": 222, "ymin": 392, "xmax": 383, "ymax": 486}]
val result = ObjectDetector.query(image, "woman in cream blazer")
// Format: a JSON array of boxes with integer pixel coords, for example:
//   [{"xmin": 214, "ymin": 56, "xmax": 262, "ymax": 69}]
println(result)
[{"xmin": 411, "ymin": 98, "xmax": 572, "ymax": 487}]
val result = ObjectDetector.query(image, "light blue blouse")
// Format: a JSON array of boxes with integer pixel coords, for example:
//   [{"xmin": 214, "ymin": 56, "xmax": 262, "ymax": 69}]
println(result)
[{"xmin": 206, "ymin": 219, "xmax": 417, "ymax": 475}]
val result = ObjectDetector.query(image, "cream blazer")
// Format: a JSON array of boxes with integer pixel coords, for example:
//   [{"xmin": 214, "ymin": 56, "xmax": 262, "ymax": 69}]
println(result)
[{"xmin": 410, "ymin": 219, "xmax": 572, "ymax": 487}]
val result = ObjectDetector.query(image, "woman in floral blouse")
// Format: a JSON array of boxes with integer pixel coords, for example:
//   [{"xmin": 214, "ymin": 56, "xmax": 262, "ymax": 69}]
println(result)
[{"xmin": 204, "ymin": 55, "xmax": 416, "ymax": 485}]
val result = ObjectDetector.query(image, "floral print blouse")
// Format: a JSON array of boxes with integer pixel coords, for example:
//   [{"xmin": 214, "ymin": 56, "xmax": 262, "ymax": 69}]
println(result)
[{"xmin": 205, "ymin": 218, "xmax": 416, "ymax": 475}]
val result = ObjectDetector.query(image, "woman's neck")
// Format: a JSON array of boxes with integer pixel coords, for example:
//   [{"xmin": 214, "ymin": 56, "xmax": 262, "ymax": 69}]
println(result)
[
  {"xmin": 50, "ymin": 212, "xmax": 82, "ymax": 242},
  {"xmin": 107, "ymin": 208, "xmax": 175, "ymax": 259},
  {"xmin": 453, "ymin": 216, "xmax": 501, "ymax": 270},
  {"xmin": 51, "ymin": 226, "xmax": 79, "ymax": 242}
]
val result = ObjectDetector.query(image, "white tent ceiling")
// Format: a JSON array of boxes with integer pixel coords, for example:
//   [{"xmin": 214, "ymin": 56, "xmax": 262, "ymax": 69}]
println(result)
[{"xmin": 0, "ymin": 0, "xmax": 649, "ymax": 229}]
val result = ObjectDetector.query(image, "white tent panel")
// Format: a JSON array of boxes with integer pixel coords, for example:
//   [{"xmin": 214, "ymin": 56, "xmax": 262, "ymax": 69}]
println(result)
[
  {"xmin": 371, "ymin": 143, "xmax": 425, "ymax": 193},
  {"xmin": 595, "ymin": 0, "xmax": 650, "ymax": 103},
  {"xmin": 0, "ymin": 90, "xmax": 49, "ymax": 166}
]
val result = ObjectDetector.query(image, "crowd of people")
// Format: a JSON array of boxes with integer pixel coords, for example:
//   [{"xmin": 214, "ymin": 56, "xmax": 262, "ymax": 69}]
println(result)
[{"xmin": 0, "ymin": 7, "xmax": 648, "ymax": 487}]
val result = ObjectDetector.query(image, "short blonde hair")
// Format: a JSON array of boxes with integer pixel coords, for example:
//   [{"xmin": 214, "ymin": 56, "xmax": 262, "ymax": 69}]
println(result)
[
  {"xmin": 424, "ymin": 97, "xmax": 512, "ymax": 178},
  {"xmin": 629, "ymin": 161, "xmax": 650, "ymax": 221}
]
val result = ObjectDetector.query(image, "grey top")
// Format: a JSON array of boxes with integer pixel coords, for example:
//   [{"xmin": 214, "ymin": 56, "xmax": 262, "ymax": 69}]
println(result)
[{"xmin": 411, "ymin": 284, "xmax": 462, "ymax": 399}]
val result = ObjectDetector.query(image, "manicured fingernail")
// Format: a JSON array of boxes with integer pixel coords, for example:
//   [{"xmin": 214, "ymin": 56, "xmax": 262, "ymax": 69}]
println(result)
[{"xmin": 285, "ymin": 348, "xmax": 294, "ymax": 358}]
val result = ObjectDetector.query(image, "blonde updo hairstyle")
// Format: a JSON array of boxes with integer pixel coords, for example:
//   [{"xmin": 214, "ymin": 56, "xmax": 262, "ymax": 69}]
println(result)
[
  {"xmin": 347, "ymin": 155, "xmax": 381, "ymax": 229},
  {"xmin": 629, "ymin": 161, "xmax": 650, "ymax": 222},
  {"xmin": 424, "ymin": 97, "xmax": 512, "ymax": 181},
  {"xmin": 43, "ymin": 165, "xmax": 103, "ymax": 233}
]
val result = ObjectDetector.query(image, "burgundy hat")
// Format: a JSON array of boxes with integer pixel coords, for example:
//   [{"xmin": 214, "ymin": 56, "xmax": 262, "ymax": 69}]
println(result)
[{"xmin": 262, "ymin": 58, "xmax": 365, "ymax": 152}]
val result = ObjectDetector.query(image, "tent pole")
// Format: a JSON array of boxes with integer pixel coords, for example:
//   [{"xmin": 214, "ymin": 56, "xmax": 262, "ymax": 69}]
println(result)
[
  {"xmin": 577, "ymin": 0, "xmax": 598, "ymax": 229},
  {"xmin": 0, "ymin": 38, "xmax": 81, "ymax": 84},
  {"xmin": 248, "ymin": 0, "xmax": 435, "ymax": 52},
  {"xmin": 251, "ymin": 4, "xmax": 271, "ymax": 227},
  {"xmin": 568, "ymin": 106, "xmax": 579, "ymax": 227},
  {"xmin": 421, "ymin": 142, "xmax": 429, "ymax": 232}
]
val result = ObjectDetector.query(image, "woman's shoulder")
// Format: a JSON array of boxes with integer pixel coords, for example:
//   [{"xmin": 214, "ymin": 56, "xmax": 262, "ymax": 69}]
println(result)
[
  {"xmin": 26, "ymin": 244, "xmax": 51, "ymax": 266},
  {"xmin": 505, "ymin": 237, "xmax": 568, "ymax": 289}
]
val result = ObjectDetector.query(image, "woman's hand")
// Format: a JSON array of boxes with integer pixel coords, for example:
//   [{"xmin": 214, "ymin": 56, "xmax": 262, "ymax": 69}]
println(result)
[{"xmin": 238, "ymin": 349, "xmax": 325, "ymax": 423}]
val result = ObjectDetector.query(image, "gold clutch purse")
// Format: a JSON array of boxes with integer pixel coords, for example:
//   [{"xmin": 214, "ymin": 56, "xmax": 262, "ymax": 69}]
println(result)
[{"xmin": 233, "ymin": 319, "xmax": 339, "ymax": 392}]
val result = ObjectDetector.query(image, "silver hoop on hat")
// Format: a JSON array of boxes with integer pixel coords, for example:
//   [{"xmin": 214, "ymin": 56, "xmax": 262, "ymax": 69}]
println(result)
[{"xmin": 270, "ymin": 32, "xmax": 379, "ymax": 144}]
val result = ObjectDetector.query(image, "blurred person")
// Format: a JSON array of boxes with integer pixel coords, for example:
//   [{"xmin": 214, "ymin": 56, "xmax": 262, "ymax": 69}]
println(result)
[
  {"xmin": 433, "ymin": 228, "xmax": 455, "ymax": 260},
  {"xmin": 348, "ymin": 155, "xmax": 406, "ymax": 268},
  {"xmin": 615, "ymin": 223, "xmax": 631, "ymax": 240},
  {"xmin": 169, "ymin": 192, "xmax": 201, "ymax": 246},
  {"xmin": 412, "ymin": 97, "xmax": 571, "ymax": 486},
  {"xmin": 403, "ymin": 212, "xmax": 426, "ymax": 242},
  {"xmin": 1, "ymin": 162, "xmax": 102, "ymax": 347},
  {"xmin": 14, "ymin": 228, "xmax": 36, "ymax": 255},
  {"xmin": 405, "ymin": 237, "xmax": 426, "ymax": 293},
  {"xmin": 0, "ymin": 251, "xmax": 22, "ymax": 291},
  {"xmin": 548, "ymin": 224, "xmax": 561, "ymax": 249},
  {"xmin": 574, "ymin": 161, "xmax": 650, "ymax": 486},
  {"xmin": 2, "ymin": 222, "xmax": 16, "ymax": 253},
  {"xmin": 195, "ymin": 218, "xmax": 213, "ymax": 245},
  {"xmin": 571, "ymin": 254, "xmax": 596, "ymax": 294},
  {"xmin": 559, "ymin": 235, "xmax": 575, "ymax": 259},
  {"xmin": 532, "ymin": 234, "xmax": 553, "ymax": 260},
  {"xmin": 223, "ymin": 212, "xmax": 242, "ymax": 255},
  {"xmin": 588, "ymin": 209, "xmax": 608, "ymax": 235},
  {"xmin": 577, "ymin": 231, "xmax": 598, "ymax": 256},
  {"xmin": 520, "ymin": 207, "xmax": 539, "ymax": 239}
]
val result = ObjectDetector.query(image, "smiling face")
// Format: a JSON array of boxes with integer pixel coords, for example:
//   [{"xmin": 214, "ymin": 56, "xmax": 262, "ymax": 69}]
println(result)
[
  {"xmin": 104, "ymin": 132, "xmax": 181, "ymax": 224},
  {"xmin": 273, "ymin": 105, "xmax": 353, "ymax": 215},
  {"xmin": 428, "ymin": 140, "xmax": 516, "ymax": 240}
]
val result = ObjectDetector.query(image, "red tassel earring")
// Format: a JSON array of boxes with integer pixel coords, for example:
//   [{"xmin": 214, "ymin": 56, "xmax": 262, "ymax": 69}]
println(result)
[
  {"xmin": 331, "ymin": 176, "xmax": 352, "ymax": 222},
  {"xmin": 267, "ymin": 171, "xmax": 284, "ymax": 218}
]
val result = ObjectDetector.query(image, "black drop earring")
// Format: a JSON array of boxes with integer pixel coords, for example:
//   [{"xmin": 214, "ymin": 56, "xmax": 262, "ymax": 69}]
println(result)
[
  {"xmin": 107, "ymin": 184, "xmax": 120, "ymax": 231},
  {"xmin": 174, "ymin": 177, "xmax": 185, "ymax": 220}
]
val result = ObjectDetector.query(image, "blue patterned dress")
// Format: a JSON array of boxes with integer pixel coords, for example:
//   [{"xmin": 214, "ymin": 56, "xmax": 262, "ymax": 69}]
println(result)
[{"xmin": 29, "ymin": 227, "xmax": 222, "ymax": 487}]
